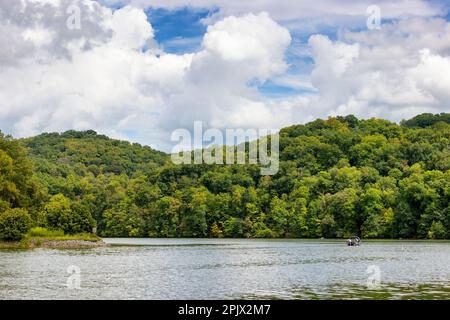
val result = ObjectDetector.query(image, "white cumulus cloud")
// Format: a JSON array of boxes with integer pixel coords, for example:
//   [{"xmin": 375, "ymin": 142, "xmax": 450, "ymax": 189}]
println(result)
[
  {"xmin": 0, "ymin": 0, "xmax": 450, "ymax": 152},
  {"xmin": 0, "ymin": 1, "xmax": 295, "ymax": 150},
  {"xmin": 307, "ymin": 20, "xmax": 450, "ymax": 121}
]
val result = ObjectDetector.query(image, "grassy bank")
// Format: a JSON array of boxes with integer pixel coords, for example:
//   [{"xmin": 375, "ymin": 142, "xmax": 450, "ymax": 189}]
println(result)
[{"xmin": 0, "ymin": 227, "xmax": 104, "ymax": 249}]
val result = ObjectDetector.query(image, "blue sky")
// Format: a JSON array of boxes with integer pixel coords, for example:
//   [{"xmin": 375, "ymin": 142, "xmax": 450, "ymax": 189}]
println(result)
[{"xmin": 146, "ymin": 7, "xmax": 214, "ymax": 53}]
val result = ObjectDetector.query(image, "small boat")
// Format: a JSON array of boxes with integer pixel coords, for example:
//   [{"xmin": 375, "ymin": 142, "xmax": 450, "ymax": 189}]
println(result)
[{"xmin": 347, "ymin": 236, "xmax": 361, "ymax": 246}]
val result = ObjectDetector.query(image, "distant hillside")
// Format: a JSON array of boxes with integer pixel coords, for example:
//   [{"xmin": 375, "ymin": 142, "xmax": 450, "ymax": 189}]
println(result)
[
  {"xmin": 21, "ymin": 130, "xmax": 167, "ymax": 177},
  {"xmin": 401, "ymin": 113, "xmax": 450, "ymax": 128}
]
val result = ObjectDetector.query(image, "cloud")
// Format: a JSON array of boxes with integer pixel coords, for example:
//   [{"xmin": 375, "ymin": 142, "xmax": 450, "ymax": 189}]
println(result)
[
  {"xmin": 0, "ymin": 1, "xmax": 294, "ymax": 151},
  {"xmin": 1, "ymin": 0, "xmax": 450, "ymax": 153},
  {"xmin": 158, "ymin": 12, "xmax": 293, "ymax": 134},
  {"xmin": 203, "ymin": 13, "xmax": 290, "ymax": 74},
  {"xmin": 99, "ymin": 0, "xmax": 446, "ymax": 21},
  {"xmin": 307, "ymin": 19, "xmax": 450, "ymax": 121},
  {"xmin": 108, "ymin": 5, "xmax": 155, "ymax": 49}
]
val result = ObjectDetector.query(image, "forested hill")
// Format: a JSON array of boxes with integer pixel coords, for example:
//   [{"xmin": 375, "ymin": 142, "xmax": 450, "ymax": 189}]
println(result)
[
  {"xmin": 0, "ymin": 113, "xmax": 449, "ymax": 240},
  {"xmin": 21, "ymin": 130, "xmax": 167, "ymax": 177}
]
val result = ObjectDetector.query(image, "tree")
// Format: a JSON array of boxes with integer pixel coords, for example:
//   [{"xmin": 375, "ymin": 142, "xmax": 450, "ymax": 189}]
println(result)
[
  {"xmin": 359, "ymin": 188, "xmax": 384, "ymax": 238},
  {"xmin": 43, "ymin": 194, "xmax": 95, "ymax": 234},
  {"xmin": 223, "ymin": 217, "xmax": 245, "ymax": 237},
  {"xmin": 147, "ymin": 196, "xmax": 181, "ymax": 237},
  {"xmin": 401, "ymin": 113, "xmax": 450, "ymax": 128},
  {"xmin": 179, "ymin": 188, "xmax": 209, "ymax": 237},
  {"xmin": 427, "ymin": 221, "xmax": 447, "ymax": 239},
  {"xmin": 0, "ymin": 132, "xmax": 43, "ymax": 212},
  {"xmin": 268, "ymin": 196, "xmax": 290, "ymax": 237},
  {"xmin": 210, "ymin": 222, "xmax": 223, "ymax": 238},
  {"xmin": 0, "ymin": 208, "xmax": 32, "ymax": 241},
  {"xmin": 102, "ymin": 201, "xmax": 145, "ymax": 237}
]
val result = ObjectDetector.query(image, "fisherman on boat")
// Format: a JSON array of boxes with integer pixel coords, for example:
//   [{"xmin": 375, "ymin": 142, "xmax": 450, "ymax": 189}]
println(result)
[{"xmin": 347, "ymin": 236, "xmax": 361, "ymax": 246}]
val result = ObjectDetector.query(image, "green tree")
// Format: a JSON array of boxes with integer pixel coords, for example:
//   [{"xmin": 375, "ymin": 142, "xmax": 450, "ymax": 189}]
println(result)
[
  {"xmin": 147, "ymin": 196, "xmax": 181, "ymax": 237},
  {"xmin": 179, "ymin": 188, "xmax": 209, "ymax": 237},
  {"xmin": 102, "ymin": 201, "xmax": 145, "ymax": 237},
  {"xmin": 427, "ymin": 221, "xmax": 447, "ymax": 239},
  {"xmin": 0, "ymin": 208, "xmax": 32, "ymax": 241},
  {"xmin": 43, "ymin": 194, "xmax": 95, "ymax": 234}
]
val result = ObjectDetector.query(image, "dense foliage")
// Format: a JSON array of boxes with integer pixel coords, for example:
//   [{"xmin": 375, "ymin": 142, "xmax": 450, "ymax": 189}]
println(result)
[
  {"xmin": 1, "ymin": 113, "xmax": 449, "ymax": 240},
  {"xmin": 401, "ymin": 113, "xmax": 450, "ymax": 128},
  {"xmin": 0, "ymin": 208, "xmax": 32, "ymax": 241}
]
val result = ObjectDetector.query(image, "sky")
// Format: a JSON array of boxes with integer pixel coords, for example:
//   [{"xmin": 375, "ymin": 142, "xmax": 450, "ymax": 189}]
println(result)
[{"xmin": 1, "ymin": 0, "xmax": 450, "ymax": 151}]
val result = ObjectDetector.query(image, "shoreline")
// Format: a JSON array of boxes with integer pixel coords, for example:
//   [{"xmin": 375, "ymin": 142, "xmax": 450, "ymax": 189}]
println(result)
[
  {"xmin": 2, "ymin": 237, "xmax": 449, "ymax": 250},
  {"xmin": 31, "ymin": 239, "xmax": 109, "ymax": 249},
  {"xmin": 102, "ymin": 237, "xmax": 450, "ymax": 246},
  {"xmin": 0, "ymin": 238, "xmax": 108, "ymax": 249}
]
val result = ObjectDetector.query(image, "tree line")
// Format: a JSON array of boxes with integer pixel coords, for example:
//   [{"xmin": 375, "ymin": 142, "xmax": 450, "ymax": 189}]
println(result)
[{"xmin": 0, "ymin": 113, "xmax": 449, "ymax": 240}]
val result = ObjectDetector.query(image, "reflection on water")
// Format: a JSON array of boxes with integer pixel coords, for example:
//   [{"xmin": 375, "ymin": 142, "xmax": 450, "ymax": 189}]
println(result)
[
  {"xmin": 244, "ymin": 282, "xmax": 450, "ymax": 300},
  {"xmin": 0, "ymin": 239, "xmax": 449, "ymax": 300}
]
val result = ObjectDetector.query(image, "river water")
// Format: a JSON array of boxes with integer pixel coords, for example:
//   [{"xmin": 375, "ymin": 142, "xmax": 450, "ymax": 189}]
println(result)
[{"xmin": 0, "ymin": 239, "xmax": 449, "ymax": 299}]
